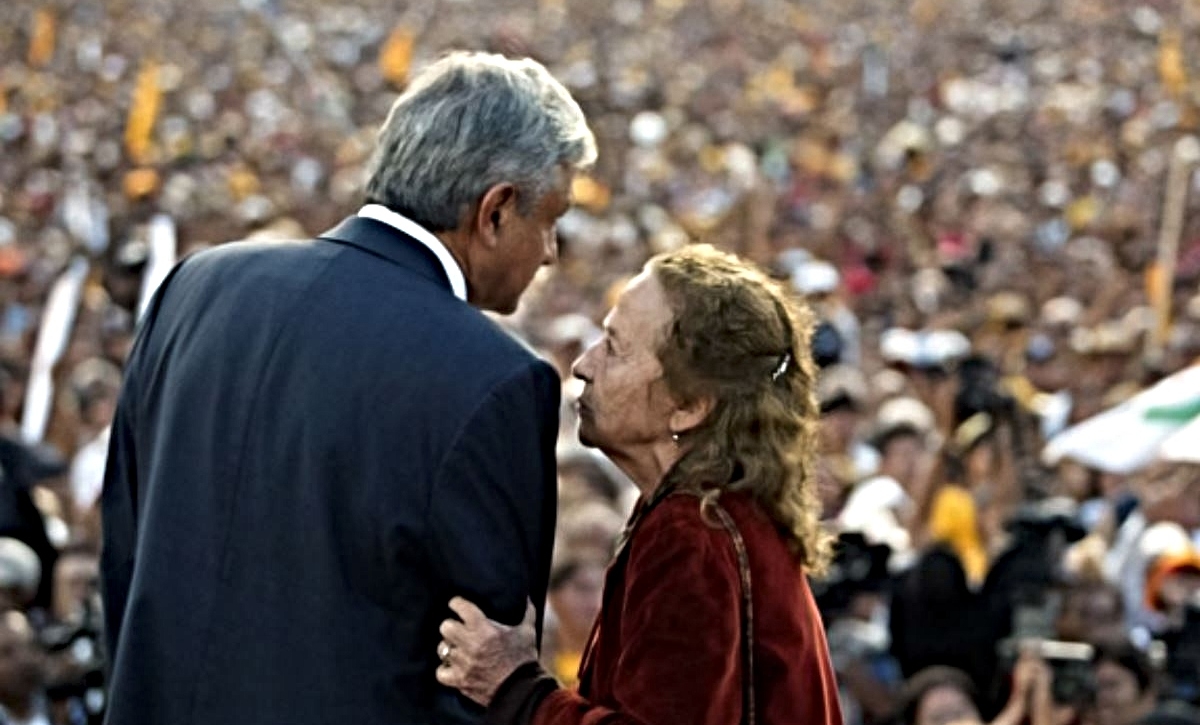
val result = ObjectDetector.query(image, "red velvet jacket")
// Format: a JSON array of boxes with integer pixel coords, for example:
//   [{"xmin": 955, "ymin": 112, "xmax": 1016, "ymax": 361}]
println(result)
[{"xmin": 488, "ymin": 490, "xmax": 843, "ymax": 725}]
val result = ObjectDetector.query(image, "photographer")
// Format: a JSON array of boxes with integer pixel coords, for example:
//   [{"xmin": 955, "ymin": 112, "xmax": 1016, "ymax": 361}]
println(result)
[
  {"xmin": 816, "ymin": 533, "xmax": 903, "ymax": 725},
  {"xmin": 839, "ymin": 399, "xmax": 937, "ymax": 560},
  {"xmin": 909, "ymin": 353, "xmax": 1034, "ymax": 587},
  {"xmin": 998, "ymin": 649, "xmax": 1081, "ymax": 725},
  {"xmin": 899, "ymin": 651, "xmax": 1075, "ymax": 725}
]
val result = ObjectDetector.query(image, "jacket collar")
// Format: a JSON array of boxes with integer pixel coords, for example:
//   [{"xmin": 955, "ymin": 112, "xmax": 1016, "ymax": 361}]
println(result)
[{"xmin": 318, "ymin": 216, "xmax": 460, "ymax": 296}]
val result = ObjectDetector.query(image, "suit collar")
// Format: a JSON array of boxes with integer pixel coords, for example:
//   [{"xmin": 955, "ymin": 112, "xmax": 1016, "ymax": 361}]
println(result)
[{"xmin": 319, "ymin": 216, "xmax": 462, "ymax": 297}]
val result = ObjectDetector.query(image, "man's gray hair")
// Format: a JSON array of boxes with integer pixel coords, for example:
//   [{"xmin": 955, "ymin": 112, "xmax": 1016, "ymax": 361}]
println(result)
[{"xmin": 365, "ymin": 51, "xmax": 597, "ymax": 231}]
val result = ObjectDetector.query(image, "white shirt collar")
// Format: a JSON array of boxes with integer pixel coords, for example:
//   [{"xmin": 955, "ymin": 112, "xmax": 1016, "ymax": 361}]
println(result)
[{"xmin": 356, "ymin": 204, "xmax": 468, "ymax": 301}]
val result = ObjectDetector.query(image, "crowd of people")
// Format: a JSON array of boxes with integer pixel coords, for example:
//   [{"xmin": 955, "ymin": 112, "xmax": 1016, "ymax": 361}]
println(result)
[{"xmin": 1, "ymin": 0, "xmax": 1200, "ymax": 723}]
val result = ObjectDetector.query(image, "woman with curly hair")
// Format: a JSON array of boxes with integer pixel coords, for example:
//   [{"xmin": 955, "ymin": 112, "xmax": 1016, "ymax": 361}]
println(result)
[{"xmin": 434, "ymin": 244, "xmax": 842, "ymax": 725}]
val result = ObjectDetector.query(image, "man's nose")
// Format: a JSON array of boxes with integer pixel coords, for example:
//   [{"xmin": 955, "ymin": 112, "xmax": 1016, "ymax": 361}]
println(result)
[{"xmin": 572, "ymin": 345, "xmax": 595, "ymax": 381}]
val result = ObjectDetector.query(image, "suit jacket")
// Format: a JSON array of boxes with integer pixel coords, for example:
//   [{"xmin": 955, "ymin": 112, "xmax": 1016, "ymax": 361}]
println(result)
[
  {"xmin": 492, "ymin": 490, "xmax": 842, "ymax": 725},
  {"xmin": 100, "ymin": 216, "xmax": 560, "ymax": 725}
]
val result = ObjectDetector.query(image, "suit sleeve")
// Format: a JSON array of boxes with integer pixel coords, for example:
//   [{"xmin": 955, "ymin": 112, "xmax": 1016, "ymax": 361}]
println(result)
[
  {"xmin": 507, "ymin": 507, "xmax": 745, "ymax": 725},
  {"xmin": 98, "ymin": 390, "xmax": 138, "ymax": 679},
  {"xmin": 98, "ymin": 257, "xmax": 189, "ymax": 680},
  {"xmin": 428, "ymin": 360, "xmax": 560, "ymax": 721}
]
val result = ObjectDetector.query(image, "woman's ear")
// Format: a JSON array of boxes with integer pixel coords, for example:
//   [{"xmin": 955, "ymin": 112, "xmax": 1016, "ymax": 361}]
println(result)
[{"xmin": 669, "ymin": 395, "xmax": 714, "ymax": 438}]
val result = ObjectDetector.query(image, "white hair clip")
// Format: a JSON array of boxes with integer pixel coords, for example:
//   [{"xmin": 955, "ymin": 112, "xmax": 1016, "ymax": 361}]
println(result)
[{"xmin": 771, "ymin": 351, "xmax": 792, "ymax": 382}]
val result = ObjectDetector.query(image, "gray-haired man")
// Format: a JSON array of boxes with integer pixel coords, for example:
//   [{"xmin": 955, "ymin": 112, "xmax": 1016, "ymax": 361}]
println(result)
[{"xmin": 100, "ymin": 52, "xmax": 596, "ymax": 725}]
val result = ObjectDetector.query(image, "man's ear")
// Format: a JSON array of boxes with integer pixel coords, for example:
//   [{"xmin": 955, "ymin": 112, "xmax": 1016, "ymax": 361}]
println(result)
[
  {"xmin": 670, "ymin": 395, "xmax": 714, "ymax": 438},
  {"xmin": 472, "ymin": 183, "xmax": 518, "ymax": 250}
]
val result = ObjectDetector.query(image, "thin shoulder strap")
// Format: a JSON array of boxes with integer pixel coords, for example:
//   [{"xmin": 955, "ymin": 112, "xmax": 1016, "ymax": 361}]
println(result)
[{"xmin": 708, "ymin": 500, "xmax": 756, "ymax": 725}]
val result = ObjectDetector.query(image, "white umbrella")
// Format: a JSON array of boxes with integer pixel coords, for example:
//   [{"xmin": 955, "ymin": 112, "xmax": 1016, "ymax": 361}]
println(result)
[
  {"xmin": 1160, "ymin": 414, "xmax": 1200, "ymax": 463},
  {"xmin": 1042, "ymin": 364, "xmax": 1200, "ymax": 473}
]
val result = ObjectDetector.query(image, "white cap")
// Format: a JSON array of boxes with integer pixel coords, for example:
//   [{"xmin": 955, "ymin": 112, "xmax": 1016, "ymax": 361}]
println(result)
[
  {"xmin": 0, "ymin": 539, "xmax": 40, "ymax": 592},
  {"xmin": 791, "ymin": 260, "xmax": 840, "ymax": 295},
  {"xmin": 1042, "ymin": 296, "xmax": 1084, "ymax": 326},
  {"xmin": 880, "ymin": 327, "xmax": 970, "ymax": 368},
  {"xmin": 876, "ymin": 396, "xmax": 937, "ymax": 435}
]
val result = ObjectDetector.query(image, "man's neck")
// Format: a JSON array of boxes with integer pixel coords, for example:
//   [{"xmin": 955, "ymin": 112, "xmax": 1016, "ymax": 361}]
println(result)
[{"xmin": 434, "ymin": 229, "xmax": 470, "ymax": 279}]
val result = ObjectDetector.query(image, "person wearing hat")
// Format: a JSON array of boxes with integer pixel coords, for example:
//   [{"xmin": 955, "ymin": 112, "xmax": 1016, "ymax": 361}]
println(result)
[
  {"xmin": 0, "ymin": 538, "xmax": 41, "ymax": 612},
  {"xmin": 1143, "ymin": 548, "xmax": 1200, "ymax": 626},
  {"xmin": 879, "ymin": 328, "xmax": 969, "ymax": 437},
  {"xmin": 915, "ymin": 413, "xmax": 1000, "ymax": 585},
  {"xmin": 816, "ymin": 364, "xmax": 879, "ymax": 515},
  {"xmin": 791, "ymin": 259, "xmax": 862, "ymax": 367},
  {"xmin": 1103, "ymin": 465, "xmax": 1200, "ymax": 636},
  {"xmin": 101, "ymin": 52, "xmax": 597, "ymax": 725},
  {"xmin": 838, "ymin": 399, "xmax": 936, "ymax": 558}
]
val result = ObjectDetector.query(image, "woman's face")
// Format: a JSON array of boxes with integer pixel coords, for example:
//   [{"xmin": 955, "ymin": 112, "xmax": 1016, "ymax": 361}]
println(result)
[
  {"xmin": 1093, "ymin": 661, "xmax": 1149, "ymax": 725},
  {"xmin": 548, "ymin": 562, "xmax": 605, "ymax": 639},
  {"xmin": 572, "ymin": 272, "xmax": 680, "ymax": 458},
  {"xmin": 916, "ymin": 685, "xmax": 982, "ymax": 725},
  {"xmin": 1056, "ymin": 586, "xmax": 1124, "ymax": 643},
  {"xmin": 965, "ymin": 442, "xmax": 994, "ymax": 483}
]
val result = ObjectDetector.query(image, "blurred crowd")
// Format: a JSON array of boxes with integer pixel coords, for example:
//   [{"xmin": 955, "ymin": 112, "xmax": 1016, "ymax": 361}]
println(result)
[{"xmin": 2, "ymin": 0, "xmax": 1200, "ymax": 723}]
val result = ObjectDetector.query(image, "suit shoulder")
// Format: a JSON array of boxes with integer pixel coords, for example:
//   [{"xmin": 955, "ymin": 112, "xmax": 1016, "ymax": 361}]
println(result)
[
  {"xmin": 167, "ymin": 239, "xmax": 337, "ymax": 293},
  {"xmin": 433, "ymin": 309, "xmax": 554, "ymax": 379},
  {"xmin": 183, "ymin": 238, "xmax": 333, "ymax": 269}
]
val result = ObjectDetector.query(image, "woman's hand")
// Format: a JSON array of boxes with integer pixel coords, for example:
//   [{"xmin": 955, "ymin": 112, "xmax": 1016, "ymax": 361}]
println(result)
[
  {"xmin": 435, "ymin": 597, "xmax": 539, "ymax": 707},
  {"xmin": 991, "ymin": 649, "xmax": 1040, "ymax": 725},
  {"xmin": 996, "ymin": 648, "xmax": 1075, "ymax": 725}
]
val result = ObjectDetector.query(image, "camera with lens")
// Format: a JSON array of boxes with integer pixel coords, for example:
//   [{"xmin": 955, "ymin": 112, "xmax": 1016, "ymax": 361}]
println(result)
[
  {"xmin": 955, "ymin": 356, "xmax": 1018, "ymax": 424},
  {"xmin": 987, "ymin": 500, "xmax": 1091, "ymax": 706},
  {"xmin": 986, "ymin": 499, "xmax": 1087, "ymax": 621},
  {"xmin": 810, "ymin": 532, "xmax": 892, "ymax": 617}
]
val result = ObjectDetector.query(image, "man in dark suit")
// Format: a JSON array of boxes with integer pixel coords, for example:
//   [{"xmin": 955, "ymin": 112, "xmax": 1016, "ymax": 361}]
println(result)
[{"xmin": 99, "ymin": 52, "xmax": 596, "ymax": 725}]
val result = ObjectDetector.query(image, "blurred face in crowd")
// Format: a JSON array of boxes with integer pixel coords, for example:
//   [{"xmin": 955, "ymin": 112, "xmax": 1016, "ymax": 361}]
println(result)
[
  {"xmin": 882, "ymin": 432, "xmax": 927, "ymax": 488},
  {"xmin": 52, "ymin": 553, "xmax": 98, "ymax": 623},
  {"xmin": 1141, "ymin": 467, "xmax": 1200, "ymax": 529},
  {"xmin": 465, "ymin": 169, "xmax": 573, "ymax": 314},
  {"xmin": 1154, "ymin": 568, "xmax": 1200, "ymax": 623},
  {"xmin": 820, "ymin": 407, "xmax": 860, "ymax": 453},
  {"xmin": 915, "ymin": 685, "xmax": 983, "ymax": 725},
  {"xmin": 1093, "ymin": 660, "xmax": 1154, "ymax": 725},
  {"xmin": 573, "ymin": 271, "xmax": 679, "ymax": 460},
  {"xmin": 548, "ymin": 560, "xmax": 605, "ymax": 643},
  {"xmin": 0, "ymin": 614, "xmax": 43, "ymax": 706},
  {"xmin": 963, "ymin": 440, "xmax": 995, "ymax": 485},
  {"xmin": 1056, "ymin": 584, "xmax": 1124, "ymax": 644},
  {"xmin": 558, "ymin": 501, "xmax": 624, "ymax": 560},
  {"xmin": 81, "ymin": 389, "xmax": 118, "ymax": 430},
  {"xmin": 911, "ymin": 369, "xmax": 954, "ymax": 416},
  {"xmin": 1055, "ymin": 461, "xmax": 1098, "ymax": 503}
]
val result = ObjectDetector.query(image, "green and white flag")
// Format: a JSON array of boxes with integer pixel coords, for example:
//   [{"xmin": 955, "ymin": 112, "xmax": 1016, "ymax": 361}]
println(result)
[{"xmin": 1042, "ymin": 365, "xmax": 1200, "ymax": 473}]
